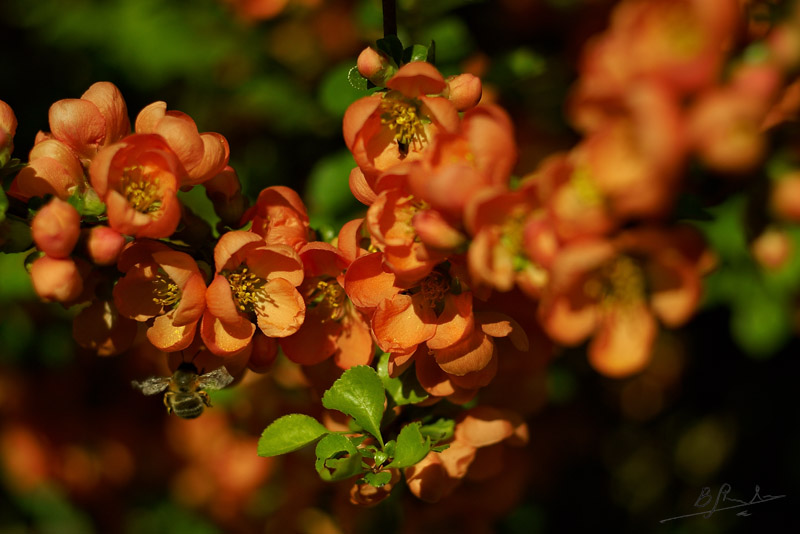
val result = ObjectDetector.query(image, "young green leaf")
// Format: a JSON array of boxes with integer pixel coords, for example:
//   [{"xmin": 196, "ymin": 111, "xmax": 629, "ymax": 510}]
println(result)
[
  {"xmin": 347, "ymin": 65, "xmax": 369, "ymax": 91},
  {"xmin": 387, "ymin": 422, "xmax": 431, "ymax": 469},
  {"xmin": 257, "ymin": 414, "xmax": 330, "ymax": 457},
  {"xmin": 377, "ymin": 352, "xmax": 429, "ymax": 406},
  {"xmin": 419, "ymin": 418, "xmax": 455, "ymax": 443},
  {"xmin": 363, "ymin": 471, "xmax": 392, "ymax": 487},
  {"xmin": 403, "ymin": 44, "xmax": 430, "ymax": 64},
  {"xmin": 322, "ymin": 365, "xmax": 386, "ymax": 446},
  {"xmin": 315, "ymin": 433, "xmax": 364, "ymax": 481}
]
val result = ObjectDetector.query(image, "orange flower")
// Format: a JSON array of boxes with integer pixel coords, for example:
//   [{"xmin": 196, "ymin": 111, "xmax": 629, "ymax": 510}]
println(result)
[
  {"xmin": 538, "ymin": 226, "xmax": 705, "ymax": 377},
  {"xmin": 243, "ymin": 185, "xmax": 310, "ymax": 250},
  {"xmin": 0, "ymin": 99, "xmax": 16, "ymax": 166},
  {"xmin": 30, "ymin": 255, "xmax": 84, "ymax": 303},
  {"xmin": 569, "ymin": 0, "xmax": 738, "ymax": 131},
  {"xmin": 406, "ymin": 104, "xmax": 517, "ymax": 219},
  {"xmin": 202, "ymin": 231, "xmax": 305, "ymax": 356},
  {"xmin": 72, "ymin": 299, "xmax": 138, "ymax": 357},
  {"xmin": 404, "ymin": 406, "xmax": 527, "ymax": 503},
  {"xmin": 89, "ymin": 134, "xmax": 183, "ymax": 238},
  {"xmin": 343, "ymin": 61, "xmax": 460, "ymax": 179},
  {"xmin": 13, "ymin": 138, "xmax": 85, "ymax": 200},
  {"xmin": 279, "ymin": 241, "xmax": 373, "ymax": 368},
  {"xmin": 203, "ymin": 166, "xmax": 248, "ymax": 229},
  {"xmin": 46, "ymin": 81, "xmax": 130, "ymax": 165},
  {"xmin": 135, "ymin": 101, "xmax": 229, "ymax": 186},
  {"xmin": 113, "ymin": 240, "xmax": 207, "ymax": 352},
  {"xmin": 465, "ymin": 183, "xmax": 554, "ymax": 299}
]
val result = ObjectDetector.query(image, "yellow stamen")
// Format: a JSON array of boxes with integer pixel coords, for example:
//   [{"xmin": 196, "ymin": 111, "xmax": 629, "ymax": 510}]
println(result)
[
  {"xmin": 380, "ymin": 96, "xmax": 428, "ymax": 150},
  {"xmin": 584, "ymin": 255, "xmax": 645, "ymax": 307},
  {"xmin": 225, "ymin": 266, "xmax": 267, "ymax": 313},
  {"xmin": 313, "ymin": 280, "xmax": 347, "ymax": 322},
  {"xmin": 570, "ymin": 166, "xmax": 604, "ymax": 207},
  {"xmin": 152, "ymin": 272, "xmax": 181, "ymax": 308},
  {"xmin": 121, "ymin": 165, "xmax": 161, "ymax": 214}
]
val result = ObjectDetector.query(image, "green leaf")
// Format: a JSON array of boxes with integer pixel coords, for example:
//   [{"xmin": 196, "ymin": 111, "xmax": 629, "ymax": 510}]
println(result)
[
  {"xmin": 419, "ymin": 418, "xmax": 455, "ymax": 443},
  {"xmin": 322, "ymin": 365, "xmax": 386, "ymax": 446},
  {"xmin": 403, "ymin": 44, "xmax": 430, "ymax": 64},
  {"xmin": 731, "ymin": 282, "xmax": 791, "ymax": 358},
  {"xmin": 377, "ymin": 352, "xmax": 429, "ymax": 406},
  {"xmin": 257, "ymin": 414, "xmax": 329, "ymax": 457},
  {"xmin": 0, "ymin": 218, "xmax": 33, "ymax": 254},
  {"xmin": 363, "ymin": 471, "xmax": 392, "ymax": 487},
  {"xmin": 347, "ymin": 65, "xmax": 368, "ymax": 91},
  {"xmin": 314, "ymin": 433, "xmax": 364, "ymax": 481},
  {"xmin": 388, "ymin": 422, "xmax": 431, "ymax": 468},
  {"xmin": 67, "ymin": 188, "xmax": 106, "ymax": 217},
  {"xmin": 427, "ymin": 40, "xmax": 436, "ymax": 64},
  {"xmin": 0, "ymin": 187, "xmax": 7, "ymax": 223},
  {"xmin": 376, "ymin": 35, "xmax": 404, "ymax": 65}
]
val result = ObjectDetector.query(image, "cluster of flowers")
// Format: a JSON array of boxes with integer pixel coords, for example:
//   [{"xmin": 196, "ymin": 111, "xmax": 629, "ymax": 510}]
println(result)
[{"xmin": 4, "ymin": 0, "xmax": 800, "ymax": 507}]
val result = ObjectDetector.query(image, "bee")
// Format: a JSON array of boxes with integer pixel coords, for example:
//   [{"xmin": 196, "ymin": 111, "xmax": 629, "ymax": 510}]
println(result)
[{"xmin": 131, "ymin": 362, "xmax": 234, "ymax": 419}]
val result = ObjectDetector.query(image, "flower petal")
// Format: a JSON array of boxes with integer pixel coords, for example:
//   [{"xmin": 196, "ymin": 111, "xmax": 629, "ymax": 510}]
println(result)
[
  {"xmin": 427, "ymin": 292, "xmax": 474, "ymax": 351},
  {"xmin": 343, "ymin": 252, "xmax": 399, "ymax": 311},
  {"xmin": 432, "ymin": 327, "xmax": 495, "ymax": 376},
  {"xmin": 200, "ymin": 310, "xmax": 256, "ymax": 356},
  {"xmin": 172, "ymin": 272, "xmax": 207, "ymax": 326},
  {"xmin": 147, "ymin": 313, "xmax": 197, "ymax": 352},
  {"xmin": 588, "ymin": 303, "xmax": 656, "ymax": 378},
  {"xmin": 205, "ymin": 274, "xmax": 241, "ymax": 324},
  {"xmin": 279, "ymin": 309, "xmax": 338, "ymax": 365},
  {"xmin": 372, "ymin": 293, "xmax": 436, "ymax": 352},
  {"xmin": 256, "ymin": 278, "xmax": 306, "ymax": 338}
]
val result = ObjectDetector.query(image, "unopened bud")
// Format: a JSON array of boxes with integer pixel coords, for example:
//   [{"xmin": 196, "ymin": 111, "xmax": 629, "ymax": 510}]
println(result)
[
  {"xmin": 30, "ymin": 255, "xmax": 83, "ymax": 302},
  {"xmin": 357, "ymin": 47, "xmax": 396, "ymax": 87},
  {"xmin": 32, "ymin": 198, "xmax": 80, "ymax": 258},
  {"xmin": 87, "ymin": 226, "xmax": 126, "ymax": 266},
  {"xmin": 771, "ymin": 173, "xmax": 800, "ymax": 221},
  {"xmin": 752, "ymin": 228, "xmax": 792, "ymax": 270},
  {"xmin": 446, "ymin": 73, "xmax": 482, "ymax": 111}
]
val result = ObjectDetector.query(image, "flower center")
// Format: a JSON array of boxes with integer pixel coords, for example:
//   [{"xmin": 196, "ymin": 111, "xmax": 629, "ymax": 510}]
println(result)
[
  {"xmin": 419, "ymin": 270, "xmax": 451, "ymax": 310},
  {"xmin": 121, "ymin": 165, "xmax": 161, "ymax": 214},
  {"xmin": 312, "ymin": 280, "xmax": 347, "ymax": 322},
  {"xmin": 225, "ymin": 265, "xmax": 267, "ymax": 313},
  {"xmin": 380, "ymin": 96, "xmax": 428, "ymax": 152},
  {"xmin": 152, "ymin": 272, "xmax": 181, "ymax": 308},
  {"xmin": 570, "ymin": 166, "xmax": 604, "ymax": 207},
  {"xmin": 584, "ymin": 255, "xmax": 645, "ymax": 307}
]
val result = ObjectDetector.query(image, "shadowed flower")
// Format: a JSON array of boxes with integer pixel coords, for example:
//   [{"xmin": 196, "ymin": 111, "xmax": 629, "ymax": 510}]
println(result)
[
  {"xmin": 279, "ymin": 241, "xmax": 373, "ymax": 368},
  {"xmin": 0, "ymin": 99, "xmax": 16, "ymax": 167},
  {"xmin": 113, "ymin": 240, "xmax": 207, "ymax": 352},
  {"xmin": 538, "ymin": 226, "xmax": 705, "ymax": 377}
]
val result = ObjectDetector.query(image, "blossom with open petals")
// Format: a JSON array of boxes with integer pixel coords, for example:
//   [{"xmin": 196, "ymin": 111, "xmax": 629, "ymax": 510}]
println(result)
[
  {"xmin": 113, "ymin": 240, "xmax": 207, "ymax": 352},
  {"xmin": 279, "ymin": 240, "xmax": 373, "ymax": 368},
  {"xmin": 243, "ymin": 185, "xmax": 310, "ymax": 250},
  {"xmin": 89, "ymin": 134, "xmax": 183, "ymax": 238},
  {"xmin": 0, "ymin": 99, "xmax": 16, "ymax": 167},
  {"xmin": 343, "ymin": 61, "xmax": 460, "ymax": 179},
  {"xmin": 135, "ymin": 101, "xmax": 229, "ymax": 186},
  {"xmin": 538, "ymin": 226, "xmax": 705, "ymax": 377},
  {"xmin": 202, "ymin": 231, "xmax": 305, "ymax": 356}
]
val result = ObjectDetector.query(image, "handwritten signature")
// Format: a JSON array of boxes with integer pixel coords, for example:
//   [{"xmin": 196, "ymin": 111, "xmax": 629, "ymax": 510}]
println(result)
[{"xmin": 660, "ymin": 483, "xmax": 786, "ymax": 523}]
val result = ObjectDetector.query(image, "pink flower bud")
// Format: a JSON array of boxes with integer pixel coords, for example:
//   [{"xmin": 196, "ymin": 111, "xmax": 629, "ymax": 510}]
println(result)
[
  {"xmin": 446, "ymin": 73, "xmax": 482, "ymax": 111},
  {"xmin": 32, "ymin": 198, "xmax": 80, "ymax": 258},
  {"xmin": 357, "ymin": 47, "xmax": 395, "ymax": 86},
  {"xmin": 30, "ymin": 255, "xmax": 83, "ymax": 302},
  {"xmin": 412, "ymin": 210, "xmax": 466, "ymax": 251},
  {"xmin": 87, "ymin": 226, "xmax": 126, "ymax": 265}
]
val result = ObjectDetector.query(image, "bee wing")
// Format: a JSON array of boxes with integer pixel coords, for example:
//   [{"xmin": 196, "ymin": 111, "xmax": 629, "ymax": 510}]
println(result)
[
  {"xmin": 197, "ymin": 366, "xmax": 234, "ymax": 390},
  {"xmin": 131, "ymin": 376, "xmax": 171, "ymax": 396}
]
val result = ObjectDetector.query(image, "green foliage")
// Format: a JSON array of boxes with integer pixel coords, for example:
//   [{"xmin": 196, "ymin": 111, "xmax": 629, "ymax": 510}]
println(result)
[
  {"xmin": 314, "ymin": 433, "xmax": 363, "ymax": 481},
  {"xmin": 0, "ymin": 187, "xmax": 7, "ymax": 223},
  {"xmin": 322, "ymin": 365, "xmax": 386, "ymax": 446},
  {"xmin": 257, "ymin": 414, "xmax": 330, "ymax": 457},
  {"xmin": 419, "ymin": 418, "xmax": 455, "ymax": 443},
  {"xmin": 67, "ymin": 188, "xmax": 106, "ymax": 217},
  {"xmin": 387, "ymin": 423, "xmax": 430, "ymax": 468},
  {"xmin": 305, "ymin": 150, "xmax": 363, "ymax": 231},
  {"xmin": 377, "ymin": 352, "xmax": 429, "ymax": 406},
  {"xmin": 363, "ymin": 470, "xmax": 392, "ymax": 487},
  {"xmin": 321, "ymin": 63, "xmax": 375, "ymax": 117}
]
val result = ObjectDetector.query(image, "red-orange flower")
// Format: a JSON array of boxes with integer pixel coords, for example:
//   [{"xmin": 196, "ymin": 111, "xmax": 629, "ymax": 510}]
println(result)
[
  {"xmin": 202, "ymin": 231, "xmax": 305, "ymax": 356},
  {"xmin": 135, "ymin": 101, "xmax": 229, "ymax": 186},
  {"xmin": 538, "ymin": 226, "xmax": 705, "ymax": 377},
  {"xmin": 89, "ymin": 133, "xmax": 183, "ymax": 238},
  {"xmin": 46, "ymin": 81, "xmax": 130, "ymax": 165},
  {"xmin": 343, "ymin": 61, "xmax": 460, "ymax": 179},
  {"xmin": 0, "ymin": 99, "xmax": 16, "ymax": 166},
  {"xmin": 113, "ymin": 240, "xmax": 207, "ymax": 352},
  {"xmin": 279, "ymin": 241, "xmax": 373, "ymax": 368},
  {"xmin": 243, "ymin": 185, "xmax": 310, "ymax": 250},
  {"xmin": 13, "ymin": 137, "xmax": 85, "ymax": 200}
]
